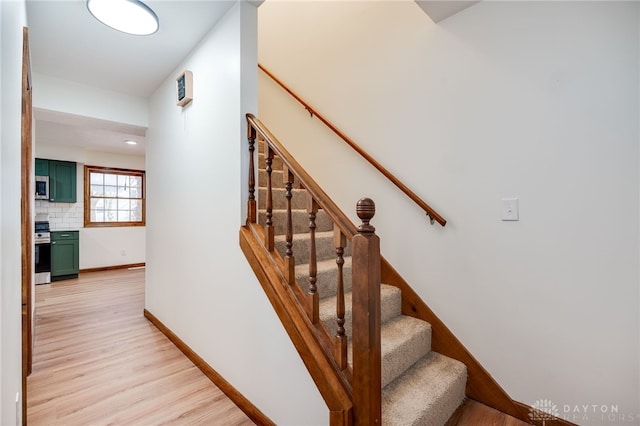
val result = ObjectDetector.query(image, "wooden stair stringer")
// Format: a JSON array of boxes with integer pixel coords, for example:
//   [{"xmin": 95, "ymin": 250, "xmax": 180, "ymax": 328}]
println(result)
[
  {"xmin": 239, "ymin": 224, "xmax": 353, "ymax": 424},
  {"xmin": 380, "ymin": 257, "xmax": 532, "ymax": 423}
]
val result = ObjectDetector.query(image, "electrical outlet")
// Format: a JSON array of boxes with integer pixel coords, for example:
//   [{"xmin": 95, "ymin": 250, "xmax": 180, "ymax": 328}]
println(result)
[{"xmin": 501, "ymin": 198, "xmax": 519, "ymax": 221}]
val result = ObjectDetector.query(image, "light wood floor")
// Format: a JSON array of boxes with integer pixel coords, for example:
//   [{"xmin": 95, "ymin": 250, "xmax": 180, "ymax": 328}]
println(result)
[
  {"xmin": 452, "ymin": 399, "xmax": 532, "ymax": 426},
  {"xmin": 27, "ymin": 269, "xmax": 254, "ymax": 426}
]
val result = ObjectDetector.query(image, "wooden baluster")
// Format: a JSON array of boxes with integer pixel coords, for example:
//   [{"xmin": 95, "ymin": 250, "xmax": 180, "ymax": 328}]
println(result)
[
  {"xmin": 264, "ymin": 146, "xmax": 274, "ymax": 251},
  {"xmin": 246, "ymin": 125, "xmax": 256, "ymax": 224},
  {"xmin": 307, "ymin": 195, "xmax": 319, "ymax": 323},
  {"xmin": 284, "ymin": 166, "xmax": 295, "ymax": 283},
  {"xmin": 351, "ymin": 198, "xmax": 381, "ymax": 425},
  {"xmin": 334, "ymin": 225, "xmax": 347, "ymax": 370}
]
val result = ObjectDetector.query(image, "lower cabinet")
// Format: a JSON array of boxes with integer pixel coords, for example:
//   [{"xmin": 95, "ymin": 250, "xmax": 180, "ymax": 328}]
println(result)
[{"xmin": 51, "ymin": 231, "xmax": 79, "ymax": 281}]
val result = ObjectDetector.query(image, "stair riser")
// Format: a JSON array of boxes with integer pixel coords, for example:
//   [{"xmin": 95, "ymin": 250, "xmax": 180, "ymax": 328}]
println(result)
[
  {"xmin": 258, "ymin": 153, "xmax": 284, "ymax": 171},
  {"xmin": 381, "ymin": 353, "xmax": 467, "ymax": 426},
  {"xmin": 258, "ymin": 209, "xmax": 333, "ymax": 235},
  {"xmin": 379, "ymin": 325, "xmax": 432, "ymax": 388},
  {"xmin": 321, "ymin": 286, "xmax": 402, "ymax": 344},
  {"xmin": 275, "ymin": 232, "xmax": 350, "ymax": 264},
  {"xmin": 296, "ymin": 259, "xmax": 352, "ymax": 299},
  {"xmin": 346, "ymin": 317, "xmax": 432, "ymax": 389},
  {"xmin": 411, "ymin": 376, "xmax": 466, "ymax": 426},
  {"xmin": 258, "ymin": 188, "xmax": 307, "ymax": 210},
  {"xmin": 258, "ymin": 169, "xmax": 302, "ymax": 189}
]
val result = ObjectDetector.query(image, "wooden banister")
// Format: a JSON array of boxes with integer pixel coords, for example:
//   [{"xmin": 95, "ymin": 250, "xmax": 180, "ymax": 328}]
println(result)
[
  {"xmin": 246, "ymin": 114, "xmax": 383, "ymax": 425},
  {"xmin": 258, "ymin": 63, "xmax": 447, "ymax": 226}
]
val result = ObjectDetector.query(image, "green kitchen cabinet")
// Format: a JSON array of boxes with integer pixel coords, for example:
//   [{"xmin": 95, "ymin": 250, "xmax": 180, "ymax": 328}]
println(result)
[
  {"xmin": 51, "ymin": 231, "xmax": 79, "ymax": 281},
  {"xmin": 35, "ymin": 158, "xmax": 49, "ymax": 176},
  {"xmin": 49, "ymin": 160, "xmax": 77, "ymax": 203}
]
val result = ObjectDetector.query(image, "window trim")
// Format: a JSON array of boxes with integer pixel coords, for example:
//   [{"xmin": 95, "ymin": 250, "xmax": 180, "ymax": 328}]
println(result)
[{"xmin": 84, "ymin": 165, "xmax": 146, "ymax": 228}]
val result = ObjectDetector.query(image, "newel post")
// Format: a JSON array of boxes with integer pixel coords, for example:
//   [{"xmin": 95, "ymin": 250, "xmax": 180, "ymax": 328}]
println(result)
[{"xmin": 351, "ymin": 198, "xmax": 382, "ymax": 425}]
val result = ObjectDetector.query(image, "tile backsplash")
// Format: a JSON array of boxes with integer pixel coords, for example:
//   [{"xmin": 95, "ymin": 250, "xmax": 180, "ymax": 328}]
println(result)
[{"xmin": 35, "ymin": 200, "xmax": 83, "ymax": 231}]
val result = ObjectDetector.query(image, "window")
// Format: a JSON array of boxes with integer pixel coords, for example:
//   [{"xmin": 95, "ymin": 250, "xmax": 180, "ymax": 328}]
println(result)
[{"xmin": 84, "ymin": 165, "xmax": 145, "ymax": 227}]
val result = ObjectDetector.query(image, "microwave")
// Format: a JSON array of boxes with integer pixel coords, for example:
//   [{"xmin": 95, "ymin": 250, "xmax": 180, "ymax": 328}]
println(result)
[{"xmin": 35, "ymin": 176, "xmax": 49, "ymax": 200}]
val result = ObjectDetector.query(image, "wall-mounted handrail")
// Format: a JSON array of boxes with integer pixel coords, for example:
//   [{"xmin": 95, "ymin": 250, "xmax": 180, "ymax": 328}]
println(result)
[{"xmin": 258, "ymin": 63, "xmax": 447, "ymax": 226}]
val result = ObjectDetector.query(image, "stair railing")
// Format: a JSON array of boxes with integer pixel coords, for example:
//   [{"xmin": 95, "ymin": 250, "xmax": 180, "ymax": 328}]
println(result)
[
  {"xmin": 259, "ymin": 63, "xmax": 447, "ymax": 226},
  {"xmin": 246, "ymin": 113, "xmax": 382, "ymax": 424}
]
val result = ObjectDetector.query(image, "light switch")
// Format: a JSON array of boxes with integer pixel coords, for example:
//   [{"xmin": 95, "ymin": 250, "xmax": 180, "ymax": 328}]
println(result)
[{"xmin": 501, "ymin": 198, "xmax": 519, "ymax": 221}]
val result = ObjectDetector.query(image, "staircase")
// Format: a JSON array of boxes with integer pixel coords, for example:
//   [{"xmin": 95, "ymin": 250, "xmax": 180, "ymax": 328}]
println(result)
[{"xmin": 256, "ymin": 141, "xmax": 467, "ymax": 425}]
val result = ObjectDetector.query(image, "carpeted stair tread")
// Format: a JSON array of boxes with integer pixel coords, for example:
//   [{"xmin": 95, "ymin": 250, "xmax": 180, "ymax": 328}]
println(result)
[
  {"xmin": 275, "ymin": 231, "xmax": 351, "ymax": 264},
  {"xmin": 319, "ymin": 284, "xmax": 401, "ymax": 342},
  {"xmin": 382, "ymin": 352, "xmax": 467, "ymax": 426},
  {"xmin": 258, "ymin": 187, "xmax": 307, "ymax": 210},
  {"xmin": 348, "ymin": 314, "xmax": 433, "ymax": 388},
  {"xmin": 258, "ymin": 208, "xmax": 333, "ymax": 234},
  {"xmin": 295, "ymin": 256, "xmax": 352, "ymax": 299}
]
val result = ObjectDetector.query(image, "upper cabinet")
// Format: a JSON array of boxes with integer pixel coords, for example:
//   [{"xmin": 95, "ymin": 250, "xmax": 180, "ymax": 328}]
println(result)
[
  {"xmin": 36, "ymin": 158, "xmax": 77, "ymax": 203},
  {"xmin": 49, "ymin": 160, "xmax": 76, "ymax": 203},
  {"xmin": 35, "ymin": 158, "xmax": 49, "ymax": 176}
]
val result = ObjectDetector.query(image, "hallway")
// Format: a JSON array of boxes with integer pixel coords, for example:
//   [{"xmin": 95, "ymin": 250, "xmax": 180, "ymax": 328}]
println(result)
[{"xmin": 27, "ymin": 268, "xmax": 254, "ymax": 425}]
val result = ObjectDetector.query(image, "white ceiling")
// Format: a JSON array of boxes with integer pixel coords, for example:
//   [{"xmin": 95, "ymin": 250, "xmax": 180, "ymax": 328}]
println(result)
[
  {"xmin": 415, "ymin": 0, "xmax": 480, "ymax": 23},
  {"xmin": 35, "ymin": 109, "xmax": 149, "ymax": 156},
  {"xmin": 26, "ymin": 0, "xmax": 236, "ymax": 156}
]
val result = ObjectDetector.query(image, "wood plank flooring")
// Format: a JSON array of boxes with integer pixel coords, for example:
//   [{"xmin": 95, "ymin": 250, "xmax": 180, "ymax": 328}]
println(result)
[
  {"xmin": 452, "ymin": 399, "xmax": 532, "ymax": 426},
  {"xmin": 27, "ymin": 268, "xmax": 535, "ymax": 426},
  {"xmin": 27, "ymin": 269, "xmax": 254, "ymax": 426}
]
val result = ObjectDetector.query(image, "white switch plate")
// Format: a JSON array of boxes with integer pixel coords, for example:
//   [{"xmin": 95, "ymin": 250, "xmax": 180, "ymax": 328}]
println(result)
[{"xmin": 501, "ymin": 198, "xmax": 519, "ymax": 221}]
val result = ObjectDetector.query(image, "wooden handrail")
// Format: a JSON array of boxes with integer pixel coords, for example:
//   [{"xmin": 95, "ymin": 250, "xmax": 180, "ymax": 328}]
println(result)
[{"xmin": 258, "ymin": 63, "xmax": 447, "ymax": 226}]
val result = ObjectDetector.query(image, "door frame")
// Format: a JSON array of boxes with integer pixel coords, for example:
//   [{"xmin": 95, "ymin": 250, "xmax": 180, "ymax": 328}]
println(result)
[{"xmin": 21, "ymin": 25, "xmax": 33, "ymax": 425}]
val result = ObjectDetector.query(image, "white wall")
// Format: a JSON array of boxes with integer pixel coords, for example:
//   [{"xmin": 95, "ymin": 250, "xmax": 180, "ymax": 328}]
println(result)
[
  {"xmin": 258, "ymin": 1, "xmax": 639, "ymax": 424},
  {"xmin": 0, "ymin": 1, "xmax": 27, "ymax": 424},
  {"xmin": 32, "ymin": 73, "xmax": 148, "ymax": 128},
  {"xmin": 145, "ymin": 2, "xmax": 326, "ymax": 425},
  {"xmin": 34, "ymin": 143, "xmax": 146, "ymax": 269}
]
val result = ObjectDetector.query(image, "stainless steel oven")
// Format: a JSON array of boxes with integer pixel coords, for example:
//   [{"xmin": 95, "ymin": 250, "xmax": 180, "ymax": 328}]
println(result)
[{"xmin": 35, "ymin": 221, "xmax": 51, "ymax": 285}]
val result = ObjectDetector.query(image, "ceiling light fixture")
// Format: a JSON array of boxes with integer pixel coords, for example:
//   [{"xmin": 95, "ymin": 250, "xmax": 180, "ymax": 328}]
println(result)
[
  {"xmin": 87, "ymin": 0, "xmax": 159, "ymax": 36},
  {"xmin": 125, "ymin": 140, "xmax": 138, "ymax": 145}
]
